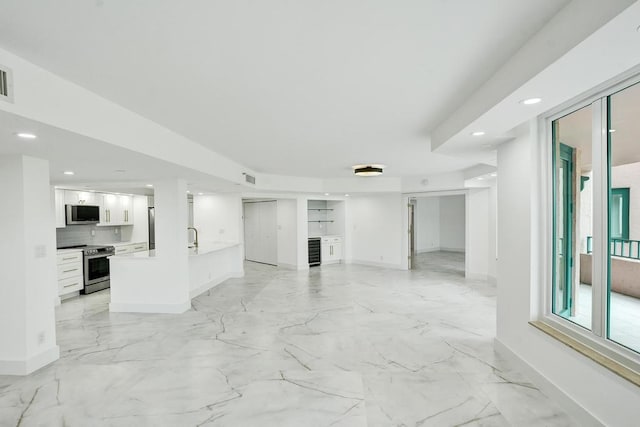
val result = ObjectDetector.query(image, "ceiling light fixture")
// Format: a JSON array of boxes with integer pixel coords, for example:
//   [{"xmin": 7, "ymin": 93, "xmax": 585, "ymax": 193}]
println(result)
[
  {"xmin": 353, "ymin": 164, "xmax": 384, "ymax": 177},
  {"xmin": 344, "ymin": 194, "xmax": 350, "ymax": 197},
  {"xmin": 490, "ymin": 173, "xmax": 497, "ymax": 177},
  {"xmin": 16, "ymin": 132, "xmax": 37, "ymax": 139},
  {"xmin": 146, "ymin": 184, "xmax": 153, "ymax": 187},
  {"xmin": 324, "ymin": 193, "xmax": 330, "ymax": 196},
  {"xmin": 63, "ymin": 171, "xmax": 74, "ymax": 175},
  {"xmin": 198, "ymin": 192, "xmax": 204, "ymax": 196},
  {"xmin": 521, "ymin": 97, "xmax": 542, "ymax": 105},
  {"xmin": 471, "ymin": 131, "xmax": 485, "ymax": 136}
]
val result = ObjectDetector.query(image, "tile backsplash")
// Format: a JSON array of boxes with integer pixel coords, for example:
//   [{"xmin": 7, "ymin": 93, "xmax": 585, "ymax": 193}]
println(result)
[{"xmin": 56, "ymin": 225, "xmax": 123, "ymax": 248}]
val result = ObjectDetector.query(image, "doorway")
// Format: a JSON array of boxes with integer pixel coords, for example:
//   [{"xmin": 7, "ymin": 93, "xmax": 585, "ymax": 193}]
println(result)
[
  {"xmin": 243, "ymin": 200, "xmax": 278, "ymax": 266},
  {"xmin": 408, "ymin": 195, "xmax": 466, "ymax": 276}
]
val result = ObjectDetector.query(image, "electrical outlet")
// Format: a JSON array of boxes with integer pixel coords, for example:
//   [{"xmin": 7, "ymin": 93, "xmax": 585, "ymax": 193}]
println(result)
[
  {"xmin": 37, "ymin": 331, "xmax": 45, "ymax": 345},
  {"xmin": 114, "ymin": 228, "xmax": 119, "ymax": 234},
  {"xmin": 91, "ymin": 229, "xmax": 96, "ymax": 237}
]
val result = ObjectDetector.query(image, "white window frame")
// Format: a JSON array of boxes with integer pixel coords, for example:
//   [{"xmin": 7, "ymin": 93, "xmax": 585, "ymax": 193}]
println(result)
[{"xmin": 538, "ymin": 68, "xmax": 640, "ymax": 373}]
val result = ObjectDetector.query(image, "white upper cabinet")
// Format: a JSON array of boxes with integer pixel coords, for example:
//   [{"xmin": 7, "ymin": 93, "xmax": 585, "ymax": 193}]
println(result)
[
  {"xmin": 120, "ymin": 195, "xmax": 133, "ymax": 224},
  {"xmin": 64, "ymin": 190, "xmax": 99, "ymax": 206},
  {"xmin": 99, "ymin": 193, "xmax": 133, "ymax": 226}
]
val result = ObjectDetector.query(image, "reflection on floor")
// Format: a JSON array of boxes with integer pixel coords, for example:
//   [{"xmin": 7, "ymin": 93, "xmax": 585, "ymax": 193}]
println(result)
[
  {"xmin": 573, "ymin": 284, "xmax": 640, "ymax": 352},
  {"xmin": 413, "ymin": 250, "xmax": 465, "ymax": 276},
  {"xmin": 0, "ymin": 256, "xmax": 576, "ymax": 426}
]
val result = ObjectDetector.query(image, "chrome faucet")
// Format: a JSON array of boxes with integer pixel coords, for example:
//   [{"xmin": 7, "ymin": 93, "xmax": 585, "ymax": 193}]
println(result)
[{"xmin": 188, "ymin": 227, "xmax": 199, "ymax": 248}]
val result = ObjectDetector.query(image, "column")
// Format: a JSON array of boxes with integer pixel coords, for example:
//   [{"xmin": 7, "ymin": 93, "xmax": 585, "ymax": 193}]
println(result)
[
  {"xmin": 109, "ymin": 178, "xmax": 190, "ymax": 313},
  {"xmin": 0, "ymin": 155, "xmax": 59, "ymax": 375}
]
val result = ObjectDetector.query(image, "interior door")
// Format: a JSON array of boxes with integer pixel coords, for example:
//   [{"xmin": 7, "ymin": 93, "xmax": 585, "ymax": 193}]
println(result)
[
  {"xmin": 243, "ymin": 202, "xmax": 260, "ymax": 262},
  {"xmin": 243, "ymin": 201, "xmax": 278, "ymax": 266},
  {"xmin": 259, "ymin": 201, "xmax": 278, "ymax": 265}
]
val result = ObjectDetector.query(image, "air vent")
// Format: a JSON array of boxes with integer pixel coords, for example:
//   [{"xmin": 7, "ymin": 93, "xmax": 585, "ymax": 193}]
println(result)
[
  {"xmin": 0, "ymin": 65, "xmax": 14, "ymax": 103},
  {"xmin": 244, "ymin": 173, "xmax": 256, "ymax": 185}
]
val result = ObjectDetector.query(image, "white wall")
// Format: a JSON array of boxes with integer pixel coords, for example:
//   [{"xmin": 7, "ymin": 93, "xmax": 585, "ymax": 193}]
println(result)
[
  {"xmin": 496, "ymin": 121, "xmax": 640, "ymax": 426},
  {"xmin": 466, "ymin": 188, "xmax": 489, "ymax": 279},
  {"xmin": 347, "ymin": 194, "xmax": 404, "ymax": 269},
  {"xmin": 277, "ymin": 199, "xmax": 298, "ymax": 268},
  {"xmin": 439, "ymin": 195, "xmax": 465, "ymax": 251},
  {"xmin": 488, "ymin": 180, "xmax": 498, "ymax": 282},
  {"xmin": 416, "ymin": 197, "xmax": 440, "ymax": 253},
  {"xmin": 193, "ymin": 193, "xmax": 243, "ymax": 244},
  {"xmin": 0, "ymin": 155, "xmax": 59, "ymax": 374}
]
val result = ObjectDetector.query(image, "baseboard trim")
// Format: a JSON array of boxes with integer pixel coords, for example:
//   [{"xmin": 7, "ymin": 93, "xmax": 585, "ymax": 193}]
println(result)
[
  {"xmin": 494, "ymin": 338, "xmax": 603, "ymax": 427},
  {"xmin": 0, "ymin": 345, "xmax": 60, "ymax": 376},
  {"xmin": 439, "ymin": 247, "xmax": 465, "ymax": 253},
  {"xmin": 347, "ymin": 259, "xmax": 405, "ymax": 270},
  {"xmin": 416, "ymin": 248, "xmax": 440, "ymax": 254},
  {"xmin": 109, "ymin": 300, "xmax": 191, "ymax": 314}
]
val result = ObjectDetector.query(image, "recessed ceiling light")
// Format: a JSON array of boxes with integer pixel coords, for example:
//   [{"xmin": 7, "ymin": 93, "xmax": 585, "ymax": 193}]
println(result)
[
  {"xmin": 186, "ymin": 190, "xmax": 191, "ymax": 193},
  {"xmin": 344, "ymin": 194, "xmax": 350, "ymax": 197},
  {"xmin": 521, "ymin": 97, "xmax": 542, "ymax": 105},
  {"xmin": 16, "ymin": 132, "xmax": 37, "ymax": 139},
  {"xmin": 324, "ymin": 193, "xmax": 330, "ymax": 196},
  {"xmin": 471, "ymin": 131, "xmax": 485, "ymax": 137},
  {"xmin": 490, "ymin": 173, "xmax": 497, "ymax": 177},
  {"xmin": 146, "ymin": 184, "xmax": 153, "ymax": 187},
  {"xmin": 352, "ymin": 164, "xmax": 384, "ymax": 177},
  {"xmin": 198, "ymin": 192, "xmax": 204, "ymax": 195},
  {"xmin": 477, "ymin": 177, "xmax": 484, "ymax": 180},
  {"xmin": 63, "ymin": 171, "xmax": 74, "ymax": 175}
]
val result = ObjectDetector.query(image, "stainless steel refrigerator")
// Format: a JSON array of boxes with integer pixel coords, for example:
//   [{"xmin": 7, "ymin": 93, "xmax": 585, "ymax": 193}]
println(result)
[{"xmin": 148, "ymin": 207, "xmax": 155, "ymax": 250}]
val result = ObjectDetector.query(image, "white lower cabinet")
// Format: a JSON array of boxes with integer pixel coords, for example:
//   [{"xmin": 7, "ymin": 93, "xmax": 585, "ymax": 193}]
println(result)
[
  {"xmin": 114, "ymin": 242, "xmax": 148, "ymax": 255},
  {"xmin": 321, "ymin": 236, "xmax": 343, "ymax": 264},
  {"xmin": 57, "ymin": 250, "xmax": 84, "ymax": 297}
]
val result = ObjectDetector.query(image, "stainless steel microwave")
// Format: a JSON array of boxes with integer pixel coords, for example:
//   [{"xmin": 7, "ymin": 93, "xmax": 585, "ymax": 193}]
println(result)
[{"xmin": 66, "ymin": 204, "xmax": 100, "ymax": 225}]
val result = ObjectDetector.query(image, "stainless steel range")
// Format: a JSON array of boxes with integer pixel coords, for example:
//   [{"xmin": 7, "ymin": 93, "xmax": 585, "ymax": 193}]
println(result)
[{"xmin": 58, "ymin": 244, "xmax": 115, "ymax": 294}]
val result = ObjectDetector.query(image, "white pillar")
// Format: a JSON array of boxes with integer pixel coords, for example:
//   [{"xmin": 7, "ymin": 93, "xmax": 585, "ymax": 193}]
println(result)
[
  {"xmin": 466, "ymin": 188, "xmax": 490, "ymax": 280},
  {"xmin": 109, "ymin": 178, "xmax": 190, "ymax": 313},
  {"xmin": 0, "ymin": 155, "xmax": 59, "ymax": 375}
]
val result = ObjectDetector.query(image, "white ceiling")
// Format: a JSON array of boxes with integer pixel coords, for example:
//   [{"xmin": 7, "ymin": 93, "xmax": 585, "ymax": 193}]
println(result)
[
  {"xmin": 0, "ymin": 0, "xmax": 569, "ymax": 179},
  {"xmin": 0, "ymin": 110, "xmax": 240, "ymax": 195}
]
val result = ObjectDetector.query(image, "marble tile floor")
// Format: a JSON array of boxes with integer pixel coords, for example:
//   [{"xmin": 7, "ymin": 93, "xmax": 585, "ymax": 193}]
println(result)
[{"xmin": 0, "ymin": 254, "xmax": 576, "ymax": 426}]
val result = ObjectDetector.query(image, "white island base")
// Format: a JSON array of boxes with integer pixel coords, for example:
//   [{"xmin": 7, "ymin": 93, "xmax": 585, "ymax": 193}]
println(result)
[{"xmin": 109, "ymin": 242, "xmax": 243, "ymax": 313}]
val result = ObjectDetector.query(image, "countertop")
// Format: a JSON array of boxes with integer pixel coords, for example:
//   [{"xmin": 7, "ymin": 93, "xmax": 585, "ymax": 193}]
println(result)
[
  {"xmin": 95, "ymin": 241, "xmax": 147, "ymax": 248},
  {"xmin": 110, "ymin": 242, "xmax": 240, "ymax": 260},
  {"xmin": 56, "ymin": 248, "xmax": 84, "ymax": 254}
]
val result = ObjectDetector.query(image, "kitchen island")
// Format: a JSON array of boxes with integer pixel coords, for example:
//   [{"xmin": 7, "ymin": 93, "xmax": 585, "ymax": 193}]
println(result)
[{"xmin": 109, "ymin": 241, "xmax": 243, "ymax": 313}]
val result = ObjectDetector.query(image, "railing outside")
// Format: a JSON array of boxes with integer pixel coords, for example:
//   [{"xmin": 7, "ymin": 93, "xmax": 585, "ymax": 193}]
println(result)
[{"xmin": 586, "ymin": 236, "xmax": 640, "ymax": 260}]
